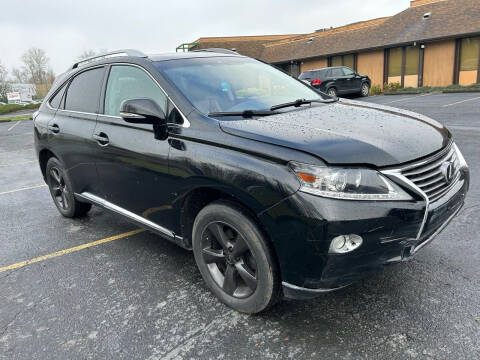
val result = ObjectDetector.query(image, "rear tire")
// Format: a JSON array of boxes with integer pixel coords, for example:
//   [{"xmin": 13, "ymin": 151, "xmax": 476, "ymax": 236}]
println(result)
[
  {"xmin": 46, "ymin": 157, "xmax": 91, "ymax": 218},
  {"xmin": 192, "ymin": 200, "xmax": 281, "ymax": 314},
  {"xmin": 360, "ymin": 83, "xmax": 370, "ymax": 97},
  {"xmin": 327, "ymin": 87, "xmax": 337, "ymax": 97}
]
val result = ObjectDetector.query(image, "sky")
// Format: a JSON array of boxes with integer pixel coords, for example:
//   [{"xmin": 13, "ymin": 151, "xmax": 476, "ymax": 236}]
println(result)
[{"xmin": 1, "ymin": 0, "xmax": 410, "ymax": 75}]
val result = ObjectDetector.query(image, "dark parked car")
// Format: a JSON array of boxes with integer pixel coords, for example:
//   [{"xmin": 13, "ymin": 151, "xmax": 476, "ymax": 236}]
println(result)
[
  {"xmin": 299, "ymin": 66, "xmax": 371, "ymax": 97},
  {"xmin": 34, "ymin": 49, "xmax": 469, "ymax": 313}
]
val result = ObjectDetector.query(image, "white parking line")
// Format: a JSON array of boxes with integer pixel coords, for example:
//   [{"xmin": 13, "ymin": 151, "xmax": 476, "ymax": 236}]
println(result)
[
  {"xmin": 441, "ymin": 96, "xmax": 480, "ymax": 107},
  {"xmin": 0, "ymin": 184, "xmax": 47, "ymax": 196},
  {"xmin": 385, "ymin": 93, "xmax": 431, "ymax": 104}
]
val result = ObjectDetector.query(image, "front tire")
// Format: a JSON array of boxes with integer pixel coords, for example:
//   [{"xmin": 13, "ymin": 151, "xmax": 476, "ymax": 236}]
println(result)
[
  {"xmin": 360, "ymin": 82, "xmax": 370, "ymax": 97},
  {"xmin": 46, "ymin": 157, "xmax": 91, "ymax": 218},
  {"xmin": 192, "ymin": 201, "xmax": 281, "ymax": 314}
]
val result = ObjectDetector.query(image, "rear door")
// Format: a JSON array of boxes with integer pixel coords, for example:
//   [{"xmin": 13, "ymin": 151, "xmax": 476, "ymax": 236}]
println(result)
[
  {"xmin": 329, "ymin": 68, "xmax": 347, "ymax": 94},
  {"xmin": 93, "ymin": 64, "xmax": 175, "ymax": 230},
  {"xmin": 47, "ymin": 66, "xmax": 105, "ymax": 194}
]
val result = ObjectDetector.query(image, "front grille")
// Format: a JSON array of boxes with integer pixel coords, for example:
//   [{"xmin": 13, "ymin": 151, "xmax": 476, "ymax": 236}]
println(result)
[{"xmin": 401, "ymin": 144, "xmax": 460, "ymax": 203}]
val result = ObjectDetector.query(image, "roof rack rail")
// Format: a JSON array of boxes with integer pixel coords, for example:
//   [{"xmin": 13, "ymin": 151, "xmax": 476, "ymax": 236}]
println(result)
[
  {"xmin": 192, "ymin": 48, "xmax": 239, "ymax": 55},
  {"xmin": 71, "ymin": 49, "xmax": 147, "ymax": 69}
]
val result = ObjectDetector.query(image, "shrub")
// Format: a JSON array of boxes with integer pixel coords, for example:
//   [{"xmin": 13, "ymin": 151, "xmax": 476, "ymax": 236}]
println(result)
[
  {"xmin": 383, "ymin": 82, "xmax": 402, "ymax": 92},
  {"xmin": 370, "ymin": 85, "xmax": 382, "ymax": 95}
]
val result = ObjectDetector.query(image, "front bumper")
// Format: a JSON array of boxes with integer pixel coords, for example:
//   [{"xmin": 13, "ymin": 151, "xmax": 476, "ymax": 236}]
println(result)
[{"xmin": 259, "ymin": 168, "xmax": 469, "ymax": 299}]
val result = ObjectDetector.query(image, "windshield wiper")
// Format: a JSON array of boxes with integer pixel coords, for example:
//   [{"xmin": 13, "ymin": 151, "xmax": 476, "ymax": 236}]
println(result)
[
  {"xmin": 270, "ymin": 98, "xmax": 336, "ymax": 111},
  {"xmin": 208, "ymin": 109, "xmax": 279, "ymax": 118}
]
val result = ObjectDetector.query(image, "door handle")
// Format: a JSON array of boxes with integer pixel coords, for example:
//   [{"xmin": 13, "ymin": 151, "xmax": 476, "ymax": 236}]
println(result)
[
  {"xmin": 48, "ymin": 124, "xmax": 60, "ymax": 134},
  {"xmin": 93, "ymin": 132, "xmax": 109, "ymax": 146}
]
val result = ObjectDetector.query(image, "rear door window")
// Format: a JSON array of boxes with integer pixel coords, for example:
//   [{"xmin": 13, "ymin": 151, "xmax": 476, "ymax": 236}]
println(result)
[
  {"xmin": 64, "ymin": 67, "xmax": 105, "ymax": 113},
  {"xmin": 104, "ymin": 65, "xmax": 167, "ymax": 117}
]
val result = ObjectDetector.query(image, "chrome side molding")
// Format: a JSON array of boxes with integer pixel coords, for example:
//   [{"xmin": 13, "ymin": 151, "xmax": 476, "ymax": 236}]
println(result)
[{"xmin": 76, "ymin": 192, "xmax": 180, "ymax": 241}]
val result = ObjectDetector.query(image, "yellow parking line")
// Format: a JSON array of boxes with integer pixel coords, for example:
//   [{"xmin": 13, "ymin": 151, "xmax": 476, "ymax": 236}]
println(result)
[
  {"xmin": 0, "ymin": 229, "xmax": 144, "ymax": 273},
  {"xmin": 0, "ymin": 184, "xmax": 47, "ymax": 196},
  {"xmin": 7, "ymin": 121, "xmax": 21, "ymax": 131},
  {"xmin": 0, "ymin": 160, "xmax": 36, "ymax": 167},
  {"xmin": 442, "ymin": 96, "xmax": 480, "ymax": 107}
]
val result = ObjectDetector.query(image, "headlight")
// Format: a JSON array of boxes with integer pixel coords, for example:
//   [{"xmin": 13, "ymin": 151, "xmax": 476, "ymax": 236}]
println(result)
[
  {"xmin": 453, "ymin": 143, "xmax": 468, "ymax": 169},
  {"xmin": 290, "ymin": 162, "xmax": 412, "ymax": 201}
]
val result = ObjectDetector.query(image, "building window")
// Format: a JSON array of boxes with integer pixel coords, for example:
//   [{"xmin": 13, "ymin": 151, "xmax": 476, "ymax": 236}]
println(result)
[
  {"xmin": 405, "ymin": 46, "xmax": 420, "ymax": 75},
  {"xmin": 388, "ymin": 47, "xmax": 402, "ymax": 77},
  {"xmin": 329, "ymin": 54, "xmax": 357, "ymax": 70},
  {"xmin": 455, "ymin": 37, "xmax": 480, "ymax": 85},
  {"xmin": 460, "ymin": 37, "xmax": 479, "ymax": 71},
  {"xmin": 386, "ymin": 46, "xmax": 421, "ymax": 87}
]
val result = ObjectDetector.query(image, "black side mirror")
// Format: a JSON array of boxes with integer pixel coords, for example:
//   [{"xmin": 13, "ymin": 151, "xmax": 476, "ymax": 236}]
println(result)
[{"xmin": 120, "ymin": 98, "xmax": 166, "ymax": 125}]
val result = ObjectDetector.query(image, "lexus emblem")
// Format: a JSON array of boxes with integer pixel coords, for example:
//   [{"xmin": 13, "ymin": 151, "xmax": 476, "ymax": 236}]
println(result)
[{"xmin": 440, "ymin": 161, "xmax": 455, "ymax": 183}]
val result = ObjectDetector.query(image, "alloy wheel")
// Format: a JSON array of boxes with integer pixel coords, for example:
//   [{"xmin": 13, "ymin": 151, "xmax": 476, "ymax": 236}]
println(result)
[
  {"xmin": 200, "ymin": 221, "xmax": 258, "ymax": 298},
  {"xmin": 361, "ymin": 84, "xmax": 369, "ymax": 96},
  {"xmin": 49, "ymin": 167, "xmax": 69, "ymax": 210},
  {"xmin": 328, "ymin": 88, "xmax": 337, "ymax": 97}
]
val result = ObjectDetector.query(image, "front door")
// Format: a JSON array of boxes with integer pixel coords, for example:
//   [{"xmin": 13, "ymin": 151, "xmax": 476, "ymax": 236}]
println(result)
[
  {"xmin": 93, "ymin": 64, "xmax": 176, "ymax": 231},
  {"xmin": 47, "ymin": 66, "xmax": 105, "ymax": 195}
]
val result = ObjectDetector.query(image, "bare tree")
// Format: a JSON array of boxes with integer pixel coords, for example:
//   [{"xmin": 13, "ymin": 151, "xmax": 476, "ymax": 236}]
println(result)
[
  {"xmin": 77, "ymin": 49, "xmax": 108, "ymax": 61},
  {"xmin": 21, "ymin": 48, "xmax": 50, "ymax": 85},
  {"xmin": 11, "ymin": 67, "xmax": 28, "ymax": 83},
  {"xmin": 77, "ymin": 49, "xmax": 97, "ymax": 60},
  {"xmin": 0, "ymin": 61, "xmax": 11, "ymax": 102}
]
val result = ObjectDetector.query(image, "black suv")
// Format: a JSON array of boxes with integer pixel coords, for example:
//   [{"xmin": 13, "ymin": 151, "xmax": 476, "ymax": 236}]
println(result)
[
  {"xmin": 298, "ymin": 66, "xmax": 371, "ymax": 97},
  {"xmin": 34, "ymin": 49, "xmax": 469, "ymax": 313}
]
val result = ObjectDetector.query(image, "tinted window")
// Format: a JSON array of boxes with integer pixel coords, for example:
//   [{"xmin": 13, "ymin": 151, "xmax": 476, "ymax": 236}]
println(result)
[
  {"xmin": 388, "ymin": 47, "xmax": 403, "ymax": 77},
  {"xmin": 331, "ymin": 56, "xmax": 342, "ymax": 67},
  {"xmin": 460, "ymin": 37, "xmax": 480, "ymax": 71},
  {"xmin": 64, "ymin": 67, "xmax": 104, "ymax": 113},
  {"xmin": 104, "ymin": 65, "xmax": 167, "ymax": 117},
  {"xmin": 49, "ymin": 83, "xmax": 67, "ymax": 109},
  {"xmin": 343, "ymin": 54, "xmax": 355, "ymax": 70},
  {"xmin": 298, "ymin": 71, "xmax": 314, "ymax": 80},
  {"xmin": 317, "ymin": 69, "xmax": 327, "ymax": 79},
  {"xmin": 342, "ymin": 67, "xmax": 355, "ymax": 76},
  {"xmin": 330, "ymin": 68, "xmax": 344, "ymax": 77},
  {"xmin": 405, "ymin": 46, "xmax": 419, "ymax": 75}
]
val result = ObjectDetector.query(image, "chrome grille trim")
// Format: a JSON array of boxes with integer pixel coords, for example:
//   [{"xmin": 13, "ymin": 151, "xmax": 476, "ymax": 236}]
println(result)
[
  {"xmin": 381, "ymin": 142, "xmax": 462, "ymax": 241},
  {"xmin": 381, "ymin": 169, "xmax": 429, "ymax": 240}
]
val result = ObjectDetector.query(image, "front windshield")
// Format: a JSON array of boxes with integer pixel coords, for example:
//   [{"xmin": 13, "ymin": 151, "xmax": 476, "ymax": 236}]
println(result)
[{"xmin": 155, "ymin": 56, "xmax": 328, "ymax": 115}]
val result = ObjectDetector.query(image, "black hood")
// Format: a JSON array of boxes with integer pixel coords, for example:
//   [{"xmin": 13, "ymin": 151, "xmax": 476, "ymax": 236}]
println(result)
[{"xmin": 219, "ymin": 99, "xmax": 450, "ymax": 167}]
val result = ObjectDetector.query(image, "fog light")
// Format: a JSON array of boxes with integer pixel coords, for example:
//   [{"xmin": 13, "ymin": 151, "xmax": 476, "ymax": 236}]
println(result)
[{"xmin": 329, "ymin": 234, "xmax": 363, "ymax": 254}]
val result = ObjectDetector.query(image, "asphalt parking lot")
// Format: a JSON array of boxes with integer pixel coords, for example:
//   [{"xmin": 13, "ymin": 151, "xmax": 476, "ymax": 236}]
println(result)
[{"xmin": 1, "ymin": 92, "xmax": 479, "ymax": 359}]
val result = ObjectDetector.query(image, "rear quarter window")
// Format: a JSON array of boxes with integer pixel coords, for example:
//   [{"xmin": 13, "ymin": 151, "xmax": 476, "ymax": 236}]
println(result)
[
  {"xmin": 49, "ymin": 83, "xmax": 67, "ymax": 109},
  {"xmin": 64, "ymin": 67, "xmax": 105, "ymax": 113},
  {"xmin": 299, "ymin": 71, "xmax": 313, "ymax": 80}
]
